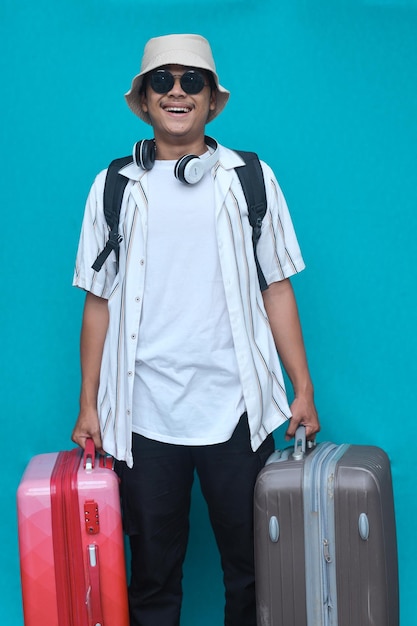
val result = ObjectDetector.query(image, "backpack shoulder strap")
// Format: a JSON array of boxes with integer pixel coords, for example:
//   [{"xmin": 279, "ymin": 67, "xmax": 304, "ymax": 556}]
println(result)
[
  {"xmin": 92, "ymin": 151, "xmax": 269, "ymax": 283},
  {"xmin": 91, "ymin": 156, "xmax": 132, "ymax": 272},
  {"xmin": 234, "ymin": 150, "xmax": 268, "ymax": 291}
]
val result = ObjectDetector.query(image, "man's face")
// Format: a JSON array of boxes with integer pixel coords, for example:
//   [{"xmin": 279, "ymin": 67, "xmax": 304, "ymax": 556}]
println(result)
[{"xmin": 140, "ymin": 65, "xmax": 216, "ymax": 143}]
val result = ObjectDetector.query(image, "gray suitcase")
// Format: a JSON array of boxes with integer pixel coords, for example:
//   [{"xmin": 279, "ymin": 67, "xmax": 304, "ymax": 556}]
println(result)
[{"xmin": 254, "ymin": 428, "xmax": 399, "ymax": 626}]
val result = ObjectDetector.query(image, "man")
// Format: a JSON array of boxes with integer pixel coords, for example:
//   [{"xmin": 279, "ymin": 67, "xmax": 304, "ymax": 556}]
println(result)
[{"xmin": 72, "ymin": 33, "xmax": 319, "ymax": 626}]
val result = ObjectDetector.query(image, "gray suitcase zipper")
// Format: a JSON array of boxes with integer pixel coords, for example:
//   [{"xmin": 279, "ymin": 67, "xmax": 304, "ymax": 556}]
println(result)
[{"xmin": 304, "ymin": 442, "xmax": 350, "ymax": 626}]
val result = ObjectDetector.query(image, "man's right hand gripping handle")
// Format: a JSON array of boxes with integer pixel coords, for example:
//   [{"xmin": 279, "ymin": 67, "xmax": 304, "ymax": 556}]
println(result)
[{"xmin": 71, "ymin": 408, "xmax": 105, "ymax": 455}]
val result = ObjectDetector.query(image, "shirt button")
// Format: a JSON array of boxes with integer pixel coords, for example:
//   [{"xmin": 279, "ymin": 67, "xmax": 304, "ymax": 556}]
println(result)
[
  {"xmin": 140, "ymin": 259, "xmax": 145, "ymax": 266},
  {"xmin": 128, "ymin": 371, "xmax": 133, "ymax": 377},
  {"xmin": 135, "ymin": 296, "xmax": 141, "ymax": 303},
  {"xmin": 131, "ymin": 334, "xmax": 136, "ymax": 340},
  {"xmin": 127, "ymin": 409, "xmax": 131, "ymax": 416}
]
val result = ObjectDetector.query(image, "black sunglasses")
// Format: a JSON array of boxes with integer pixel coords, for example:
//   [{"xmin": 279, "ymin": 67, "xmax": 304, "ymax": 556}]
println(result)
[{"xmin": 148, "ymin": 69, "xmax": 209, "ymax": 95}]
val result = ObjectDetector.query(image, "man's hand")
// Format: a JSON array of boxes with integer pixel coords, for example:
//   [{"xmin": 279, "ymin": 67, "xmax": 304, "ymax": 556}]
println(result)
[
  {"xmin": 71, "ymin": 407, "xmax": 104, "ymax": 454},
  {"xmin": 285, "ymin": 392, "xmax": 320, "ymax": 441}
]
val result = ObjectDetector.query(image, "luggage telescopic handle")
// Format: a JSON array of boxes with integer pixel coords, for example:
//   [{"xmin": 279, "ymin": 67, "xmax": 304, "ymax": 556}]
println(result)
[{"xmin": 83, "ymin": 438, "xmax": 96, "ymax": 470}]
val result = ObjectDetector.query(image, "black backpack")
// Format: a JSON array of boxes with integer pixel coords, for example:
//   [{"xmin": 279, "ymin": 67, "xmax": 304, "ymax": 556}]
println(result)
[{"xmin": 92, "ymin": 150, "xmax": 268, "ymax": 291}]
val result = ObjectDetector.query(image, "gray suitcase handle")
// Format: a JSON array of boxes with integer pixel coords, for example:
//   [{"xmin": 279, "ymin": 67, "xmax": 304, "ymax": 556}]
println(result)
[
  {"xmin": 292, "ymin": 426, "xmax": 307, "ymax": 460},
  {"xmin": 265, "ymin": 426, "xmax": 312, "ymax": 465}
]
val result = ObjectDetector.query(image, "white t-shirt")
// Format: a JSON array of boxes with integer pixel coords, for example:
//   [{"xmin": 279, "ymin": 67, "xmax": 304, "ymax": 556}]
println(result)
[{"xmin": 132, "ymin": 156, "xmax": 245, "ymax": 445}]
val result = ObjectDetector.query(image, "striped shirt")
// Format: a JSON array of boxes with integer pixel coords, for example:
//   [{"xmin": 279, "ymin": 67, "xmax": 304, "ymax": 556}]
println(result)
[{"xmin": 73, "ymin": 144, "xmax": 305, "ymax": 467}]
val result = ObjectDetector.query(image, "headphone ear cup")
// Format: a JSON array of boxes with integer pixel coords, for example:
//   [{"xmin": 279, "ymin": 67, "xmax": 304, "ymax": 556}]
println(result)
[
  {"xmin": 174, "ymin": 154, "xmax": 202, "ymax": 185},
  {"xmin": 133, "ymin": 139, "xmax": 156, "ymax": 170}
]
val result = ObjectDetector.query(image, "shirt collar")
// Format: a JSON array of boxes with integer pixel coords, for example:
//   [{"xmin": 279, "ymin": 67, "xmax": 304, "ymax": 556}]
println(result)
[
  {"xmin": 117, "ymin": 143, "xmax": 245, "ymax": 181},
  {"xmin": 118, "ymin": 161, "xmax": 145, "ymax": 182},
  {"xmin": 217, "ymin": 145, "xmax": 247, "ymax": 171}
]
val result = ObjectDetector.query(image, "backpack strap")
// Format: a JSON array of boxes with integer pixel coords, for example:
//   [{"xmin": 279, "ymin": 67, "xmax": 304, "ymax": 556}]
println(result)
[
  {"xmin": 234, "ymin": 150, "xmax": 268, "ymax": 291},
  {"xmin": 91, "ymin": 156, "xmax": 132, "ymax": 272}
]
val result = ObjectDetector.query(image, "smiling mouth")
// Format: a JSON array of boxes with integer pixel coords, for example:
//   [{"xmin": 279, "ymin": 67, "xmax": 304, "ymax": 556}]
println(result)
[{"xmin": 163, "ymin": 106, "xmax": 192, "ymax": 114}]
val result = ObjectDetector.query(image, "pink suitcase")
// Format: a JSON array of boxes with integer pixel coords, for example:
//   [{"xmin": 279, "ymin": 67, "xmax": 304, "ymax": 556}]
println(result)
[{"xmin": 17, "ymin": 440, "xmax": 129, "ymax": 626}]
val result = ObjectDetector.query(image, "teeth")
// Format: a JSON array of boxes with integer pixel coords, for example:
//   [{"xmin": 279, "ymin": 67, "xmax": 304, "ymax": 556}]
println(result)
[{"xmin": 165, "ymin": 107, "xmax": 191, "ymax": 113}]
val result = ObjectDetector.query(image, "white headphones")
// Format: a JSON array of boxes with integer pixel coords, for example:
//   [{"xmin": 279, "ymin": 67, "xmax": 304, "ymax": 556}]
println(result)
[{"xmin": 132, "ymin": 136, "xmax": 219, "ymax": 185}]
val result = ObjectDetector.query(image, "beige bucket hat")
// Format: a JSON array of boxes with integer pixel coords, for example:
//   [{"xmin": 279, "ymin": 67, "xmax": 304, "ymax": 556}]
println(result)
[{"xmin": 125, "ymin": 34, "xmax": 230, "ymax": 124}]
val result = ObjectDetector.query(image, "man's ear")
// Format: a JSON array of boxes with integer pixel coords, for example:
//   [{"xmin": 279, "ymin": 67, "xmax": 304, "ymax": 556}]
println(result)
[
  {"xmin": 140, "ymin": 89, "xmax": 148, "ymax": 114},
  {"xmin": 209, "ymin": 89, "xmax": 217, "ymax": 114}
]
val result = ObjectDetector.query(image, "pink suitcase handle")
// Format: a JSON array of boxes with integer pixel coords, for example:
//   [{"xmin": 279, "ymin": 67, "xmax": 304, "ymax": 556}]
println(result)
[
  {"xmin": 83, "ymin": 438, "xmax": 96, "ymax": 470},
  {"xmin": 82, "ymin": 438, "xmax": 115, "ymax": 471}
]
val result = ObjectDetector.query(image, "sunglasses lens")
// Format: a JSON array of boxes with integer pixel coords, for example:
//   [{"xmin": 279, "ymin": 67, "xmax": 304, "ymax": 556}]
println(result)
[
  {"xmin": 180, "ymin": 71, "xmax": 206, "ymax": 94},
  {"xmin": 149, "ymin": 69, "xmax": 207, "ymax": 94},
  {"xmin": 149, "ymin": 70, "xmax": 174, "ymax": 93}
]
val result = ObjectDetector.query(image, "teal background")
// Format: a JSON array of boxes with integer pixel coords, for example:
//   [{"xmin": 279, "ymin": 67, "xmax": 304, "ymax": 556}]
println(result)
[{"xmin": 2, "ymin": 0, "xmax": 416, "ymax": 623}]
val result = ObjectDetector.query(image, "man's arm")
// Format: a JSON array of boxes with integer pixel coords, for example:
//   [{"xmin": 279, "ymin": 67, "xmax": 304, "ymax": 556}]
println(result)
[
  {"xmin": 262, "ymin": 278, "xmax": 320, "ymax": 440},
  {"xmin": 71, "ymin": 292, "xmax": 109, "ymax": 452}
]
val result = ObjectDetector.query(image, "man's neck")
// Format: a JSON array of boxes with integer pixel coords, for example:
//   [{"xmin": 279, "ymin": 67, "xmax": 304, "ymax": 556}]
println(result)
[{"xmin": 153, "ymin": 135, "xmax": 208, "ymax": 160}]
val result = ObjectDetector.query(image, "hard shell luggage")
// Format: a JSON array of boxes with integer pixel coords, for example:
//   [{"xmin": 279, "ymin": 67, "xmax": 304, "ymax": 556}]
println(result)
[
  {"xmin": 254, "ymin": 428, "xmax": 399, "ymax": 626},
  {"xmin": 17, "ymin": 439, "xmax": 129, "ymax": 626}
]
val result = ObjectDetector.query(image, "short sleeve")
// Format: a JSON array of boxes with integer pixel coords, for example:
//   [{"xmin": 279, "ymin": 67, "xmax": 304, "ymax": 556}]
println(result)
[
  {"xmin": 255, "ymin": 161, "xmax": 305, "ymax": 285},
  {"xmin": 72, "ymin": 169, "xmax": 118, "ymax": 298}
]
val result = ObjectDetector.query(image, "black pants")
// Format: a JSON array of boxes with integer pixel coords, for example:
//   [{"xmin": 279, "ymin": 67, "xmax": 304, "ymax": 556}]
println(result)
[{"xmin": 116, "ymin": 415, "xmax": 274, "ymax": 626}]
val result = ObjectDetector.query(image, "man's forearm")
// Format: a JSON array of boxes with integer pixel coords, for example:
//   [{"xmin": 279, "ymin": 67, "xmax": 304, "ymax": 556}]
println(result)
[
  {"xmin": 262, "ymin": 278, "xmax": 312, "ymax": 396},
  {"xmin": 262, "ymin": 278, "xmax": 319, "ymax": 439},
  {"xmin": 72, "ymin": 292, "xmax": 109, "ymax": 451}
]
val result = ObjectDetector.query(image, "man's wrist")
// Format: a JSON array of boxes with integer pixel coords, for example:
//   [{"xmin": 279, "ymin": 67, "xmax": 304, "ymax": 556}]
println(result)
[
  {"xmin": 293, "ymin": 379, "xmax": 314, "ymax": 399},
  {"xmin": 79, "ymin": 388, "xmax": 99, "ymax": 411}
]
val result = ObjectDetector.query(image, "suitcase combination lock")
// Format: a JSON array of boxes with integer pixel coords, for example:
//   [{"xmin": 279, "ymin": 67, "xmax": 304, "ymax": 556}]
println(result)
[{"xmin": 84, "ymin": 500, "xmax": 100, "ymax": 534}]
